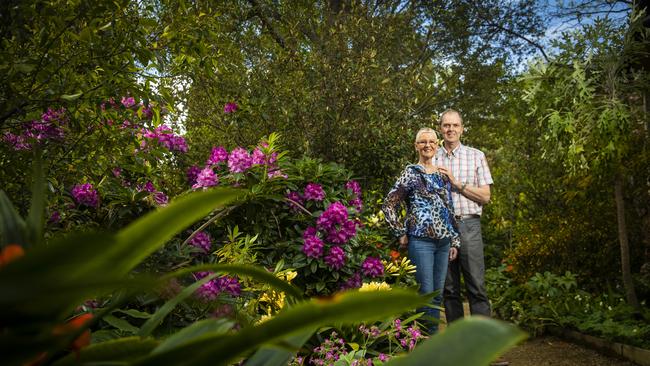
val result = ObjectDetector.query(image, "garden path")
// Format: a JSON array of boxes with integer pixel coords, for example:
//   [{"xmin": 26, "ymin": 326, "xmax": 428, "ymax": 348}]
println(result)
[
  {"xmin": 500, "ymin": 335, "xmax": 637, "ymax": 366},
  {"xmin": 439, "ymin": 303, "xmax": 636, "ymax": 365}
]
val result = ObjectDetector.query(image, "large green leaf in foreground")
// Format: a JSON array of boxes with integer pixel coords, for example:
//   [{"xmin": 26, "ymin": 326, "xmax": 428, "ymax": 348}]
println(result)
[
  {"xmin": 135, "ymin": 289, "xmax": 430, "ymax": 366},
  {"xmin": 386, "ymin": 316, "xmax": 527, "ymax": 366}
]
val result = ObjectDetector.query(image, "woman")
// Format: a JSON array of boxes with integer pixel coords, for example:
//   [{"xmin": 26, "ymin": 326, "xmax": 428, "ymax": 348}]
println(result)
[{"xmin": 382, "ymin": 127, "xmax": 460, "ymax": 334}]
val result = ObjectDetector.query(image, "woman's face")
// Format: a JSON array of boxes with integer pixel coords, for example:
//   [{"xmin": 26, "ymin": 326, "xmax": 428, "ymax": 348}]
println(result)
[{"xmin": 414, "ymin": 131, "xmax": 438, "ymax": 160}]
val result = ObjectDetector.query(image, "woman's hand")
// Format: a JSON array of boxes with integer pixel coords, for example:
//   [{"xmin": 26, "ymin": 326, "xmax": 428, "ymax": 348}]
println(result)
[
  {"xmin": 398, "ymin": 235, "xmax": 408, "ymax": 249},
  {"xmin": 449, "ymin": 247, "xmax": 458, "ymax": 261}
]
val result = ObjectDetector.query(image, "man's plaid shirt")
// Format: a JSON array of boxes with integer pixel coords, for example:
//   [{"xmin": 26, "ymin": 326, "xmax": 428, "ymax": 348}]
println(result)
[{"xmin": 435, "ymin": 143, "xmax": 493, "ymax": 216}]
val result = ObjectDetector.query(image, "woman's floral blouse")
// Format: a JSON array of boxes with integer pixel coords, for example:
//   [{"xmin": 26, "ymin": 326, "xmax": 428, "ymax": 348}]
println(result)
[{"xmin": 382, "ymin": 164, "xmax": 460, "ymax": 248}]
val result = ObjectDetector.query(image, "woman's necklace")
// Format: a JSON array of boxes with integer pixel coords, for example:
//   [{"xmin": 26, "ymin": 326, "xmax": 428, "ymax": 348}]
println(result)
[{"xmin": 418, "ymin": 163, "xmax": 439, "ymax": 174}]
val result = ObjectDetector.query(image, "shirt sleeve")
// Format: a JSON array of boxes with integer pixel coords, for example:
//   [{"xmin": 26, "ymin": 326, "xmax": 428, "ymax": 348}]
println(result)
[
  {"xmin": 476, "ymin": 151, "xmax": 494, "ymax": 186},
  {"xmin": 445, "ymin": 177, "xmax": 461, "ymax": 249},
  {"xmin": 382, "ymin": 168, "xmax": 412, "ymax": 238}
]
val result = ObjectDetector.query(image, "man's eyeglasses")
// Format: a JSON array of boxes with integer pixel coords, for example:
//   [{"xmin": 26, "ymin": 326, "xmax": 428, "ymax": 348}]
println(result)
[{"xmin": 416, "ymin": 140, "xmax": 438, "ymax": 146}]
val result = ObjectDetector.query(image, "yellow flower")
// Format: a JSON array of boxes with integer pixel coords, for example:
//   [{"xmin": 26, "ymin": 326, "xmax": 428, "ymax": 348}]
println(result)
[{"xmin": 359, "ymin": 281, "xmax": 392, "ymax": 292}]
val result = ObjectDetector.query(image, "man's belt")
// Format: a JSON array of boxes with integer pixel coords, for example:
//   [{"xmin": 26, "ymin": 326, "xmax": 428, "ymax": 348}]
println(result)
[{"xmin": 454, "ymin": 214, "xmax": 481, "ymax": 220}]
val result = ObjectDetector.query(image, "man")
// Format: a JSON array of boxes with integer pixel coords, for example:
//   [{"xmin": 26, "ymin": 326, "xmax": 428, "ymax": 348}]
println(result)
[{"xmin": 435, "ymin": 109, "xmax": 496, "ymax": 322}]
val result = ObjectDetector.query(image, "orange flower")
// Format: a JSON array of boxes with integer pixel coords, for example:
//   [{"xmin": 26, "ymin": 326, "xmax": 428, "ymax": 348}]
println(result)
[
  {"xmin": 505, "ymin": 265, "xmax": 514, "ymax": 272},
  {"xmin": 53, "ymin": 313, "xmax": 94, "ymax": 353},
  {"xmin": 0, "ymin": 244, "xmax": 25, "ymax": 267},
  {"xmin": 389, "ymin": 250, "xmax": 400, "ymax": 262}
]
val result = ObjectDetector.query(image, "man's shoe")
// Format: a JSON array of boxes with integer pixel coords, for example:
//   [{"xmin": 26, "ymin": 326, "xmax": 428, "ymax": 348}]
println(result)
[{"xmin": 490, "ymin": 357, "xmax": 509, "ymax": 366}]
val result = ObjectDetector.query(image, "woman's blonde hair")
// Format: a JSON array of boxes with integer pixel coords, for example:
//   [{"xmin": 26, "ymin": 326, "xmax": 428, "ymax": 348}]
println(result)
[{"xmin": 414, "ymin": 127, "xmax": 438, "ymax": 142}]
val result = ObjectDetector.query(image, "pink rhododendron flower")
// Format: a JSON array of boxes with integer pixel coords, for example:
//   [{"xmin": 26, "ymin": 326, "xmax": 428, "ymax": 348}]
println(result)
[
  {"xmin": 227, "ymin": 147, "xmax": 252, "ymax": 173},
  {"xmin": 223, "ymin": 102, "xmax": 238, "ymax": 114},
  {"xmin": 153, "ymin": 191, "xmax": 168, "ymax": 206},
  {"xmin": 187, "ymin": 165, "xmax": 201, "ymax": 186},
  {"xmin": 251, "ymin": 148, "xmax": 266, "ymax": 165},
  {"xmin": 189, "ymin": 231, "xmax": 212, "ymax": 253},
  {"xmin": 121, "ymin": 96, "xmax": 136, "ymax": 108},
  {"xmin": 361, "ymin": 257, "xmax": 384, "ymax": 277},
  {"xmin": 192, "ymin": 167, "xmax": 218, "ymax": 189},
  {"xmin": 345, "ymin": 180, "xmax": 362, "ymax": 197},
  {"xmin": 207, "ymin": 146, "xmax": 228, "ymax": 166},
  {"xmin": 304, "ymin": 183, "xmax": 325, "ymax": 201},
  {"xmin": 302, "ymin": 235, "xmax": 324, "ymax": 258},
  {"xmin": 325, "ymin": 246, "xmax": 346, "ymax": 270},
  {"xmin": 71, "ymin": 183, "xmax": 99, "ymax": 208}
]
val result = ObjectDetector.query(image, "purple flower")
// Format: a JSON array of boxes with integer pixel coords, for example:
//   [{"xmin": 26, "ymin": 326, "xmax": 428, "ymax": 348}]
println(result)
[
  {"xmin": 340, "ymin": 272, "xmax": 362, "ymax": 290},
  {"xmin": 286, "ymin": 191, "xmax": 304, "ymax": 212},
  {"xmin": 251, "ymin": 148, "xmax": 266, "ymax": 165},
  {"xmin": 2, "ymin": 132, "xmax": 30, "ymax": 150},
  {"xmin": 192, "ymin": 167, "xmax": 218, "ymax": 189},
  {"xmin": 349, "ymin": 198, "xmax": 363, "ymax": 212},
  {"xmin": 378, "ymin": 354, "xmax": 389, "ymax": 362},
  {"xmin": 207, "ymin": 146, "xmax": 228, "ymax": 166},
  {"xmin": 112, "ymin": 168, "xmax": 122, "ymax": 178},
  {"xmin": 267, "ymin": 169, "xmax": 288, "ymax": 179},
  {"xmin": 121, "ymin": 96, "xmax": 136, "ymax": 108},
  {"xmin": 139, "ymin": 181, "xmax": 156, "ymax": 193},
  {"xmin": 194, "ymin": 272, "xmax": 220, "ymax": 301},
  {"xmin": 216, "ymin": 276, "xmax": 241, "ymax": 296},
  {"xmin": 302, "ymin": 235, "xmax": 324, "ymax": 258},
  {"xmin": 325, "ymin": 219, "xmax": 357, "ymax": 244},
  {"xmin": 345, "ymin": 180, "xmax": 362, "ymax": 198},
  {"xmin": 193, "ymin": 272, "xmax": 241, "ymax": 301},
  {"xmin": 325, "ymin": 246, "xmax": 346, "ymax": 270},
  {"xmin": 142, "ymin": 125, "xmax": 187, "ymax": 153},
  {"xmin": 141, "ymin": 105, "xmax": 154, "ymax": 120},
  {"xmin": 316, "ymin": 202, "xmax": 348, "ymax": 231},
  {"xmin": 362, "ymin": 257, "xmax": 384, "ymax": 278},
  {"xmin": 154, "ymin": 191, "xmax": 169, "ymax": 206},
  {"xmin": 227, "ymin": 147, "xmax": 252, "ymax": 173},
  {"xmin": 304, "ymin": 183, "xmax": 325, "ymax": 201},
  {"xmin": 189, "ymin": 231, "xmax": 212, "ymax": 253},
  {"xmin": 71, "ymin": 183, "xmax": 99, "ymax": 208},
  {"xmin": 303, "ymin": 226, "xmax": 318, "ymax": 239},
  {"xmin": 223, "ymin": 102, "xmax": 238, "ymax": 114},
  {"xmin": 49, "ymin": 210, "xmax": 61, "ymax": 224},
  {"xmin": 187, "ymin": 165, "xmax": 201, "ymax": 186}
]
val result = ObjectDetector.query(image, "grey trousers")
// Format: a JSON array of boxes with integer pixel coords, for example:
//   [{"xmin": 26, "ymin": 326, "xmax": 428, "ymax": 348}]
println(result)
[{"xmin": 444, "ymin": 216, "xmax": 491, "ymax": 322}]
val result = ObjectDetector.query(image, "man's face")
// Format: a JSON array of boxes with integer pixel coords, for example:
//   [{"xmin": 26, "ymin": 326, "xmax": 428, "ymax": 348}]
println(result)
[{"xmin": 440, "ymin": 112, "xmax": 463, "ymax": 144}]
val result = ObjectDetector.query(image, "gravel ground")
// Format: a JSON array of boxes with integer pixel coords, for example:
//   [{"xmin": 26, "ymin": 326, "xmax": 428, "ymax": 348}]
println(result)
[{"xmin": 501, "ymin": 336, "xmax": 637, "ymax": 366}]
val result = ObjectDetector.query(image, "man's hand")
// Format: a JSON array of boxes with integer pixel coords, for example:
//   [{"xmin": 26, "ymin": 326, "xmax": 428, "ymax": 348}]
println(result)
[
  {"xmin": 438, "ymin": 166, "xmax": 460, "ymax": 189},
  {"xmin": 398, "ymin": 235, "xmax": 408, "ymax": 249},
  {"xmin": 449, "ymin": 247, "xmax": 458, "ymax": 261}
]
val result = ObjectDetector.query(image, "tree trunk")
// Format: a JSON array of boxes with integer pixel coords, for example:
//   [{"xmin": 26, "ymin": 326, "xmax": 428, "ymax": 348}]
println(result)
[{"xmin": 614, "ymin": 172, "xmax": 641, "ymax": 312}]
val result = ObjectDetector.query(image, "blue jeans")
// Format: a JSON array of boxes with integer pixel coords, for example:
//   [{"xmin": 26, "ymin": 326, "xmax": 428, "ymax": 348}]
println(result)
[{"xmin": 408, "ymin": 236, "xmax": 451, "ymax": 334}]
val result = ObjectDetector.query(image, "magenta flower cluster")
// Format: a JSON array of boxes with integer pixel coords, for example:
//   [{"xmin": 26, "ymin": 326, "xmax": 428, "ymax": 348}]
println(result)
[
  {"xmin": 310, "ymin": 332, "xmax": 347, "ymax": 365},
  {"xmin": 223, "ymin": 102, "xmax": 238, "ymax": 114},
  {"xmin": 71, "ymin": 183, "xmax": 99, "ymax": 208},
  {"xmin": 142, "ymin": 125, "xmax": 188, "ymax": 153},
  {"xmin": 2, "ymin": 108, "xmax": 67, "ymax": 150},
  {"xmin": 206, "ymin": 146, "xmax": 228, "ymax": 166},
  {"xmin": 286, "ymin": 191, "xmax": 305, "ymax": 212},
  {"xmin": 325, "ymin": 246, "xmax": 346, "ymax": 270},
  {"xmin": 340, "ymin": 272, "xmax": 362, "ymax": 290},
  {"xmin": 192, "ymin": 167, "xmax": 219, "ymax": 189},
  {"xmin": 361, "ymin": 257, "xmax": 384, "ymax": 277},
  {"xmin": 228, "ymin": 147, "xmax": 253, "ymax": 173},
  {"xmin": 187, "ymin": 165, "xmax": 202, "ymax": 186},
  {"xmin": 189, "ymin": 231, "xmax": 212, "ymax": 253},
  {"xmin": 393, "ymin": 319, "xmax": 425, "ymax": 351},
  {"xmin": 303, "ymin": 183, "xmax": 325, "ymax": 201},
  {"xmin": 345, "ymin": 180, "xmax": 362, "ymax": 197},
  {"xmin": 121, "ymin": 96, "xmax": 136, "ymax": 108},
  {"xmin": 194, "ymin": 272, "xmax": 241, "ymax": 301},
  {"xmin": 302, "ymin": 234, "xmax": 324, "ymax": 259}
]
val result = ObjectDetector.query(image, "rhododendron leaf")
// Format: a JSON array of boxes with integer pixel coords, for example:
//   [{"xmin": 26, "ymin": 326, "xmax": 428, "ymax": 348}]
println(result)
[
  {"xmin": 60, "ymin": 92, "xmax": 82, "ymax": 101},
  {"xmin": 103, "ymin": 314, "xmax": 140, "ymax": 334},
  {"xmin": 134, "ymin": 289, "xmax": 429, "ymax": 366},
  {"xmin": 384, "ymin": 317, "xmax": 526, "ymax": 366}
]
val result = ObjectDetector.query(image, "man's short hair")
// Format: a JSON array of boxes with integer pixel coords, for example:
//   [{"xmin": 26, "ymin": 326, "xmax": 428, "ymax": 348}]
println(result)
[{"xmin": 439, "ymin": 109, "xmax": 463, "ymax": 125}]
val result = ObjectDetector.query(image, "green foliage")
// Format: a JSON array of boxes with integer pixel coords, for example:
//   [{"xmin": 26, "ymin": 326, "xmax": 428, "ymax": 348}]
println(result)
[{"xmin": 487, "ymin": 267, "xmax": 650, "ymax": 348}]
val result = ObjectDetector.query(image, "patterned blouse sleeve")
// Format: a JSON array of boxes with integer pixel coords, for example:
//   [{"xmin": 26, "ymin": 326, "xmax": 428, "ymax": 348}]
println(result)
[{"xmin": 382, "ymin": 168, "xmax": 412, "ymax": 238}]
